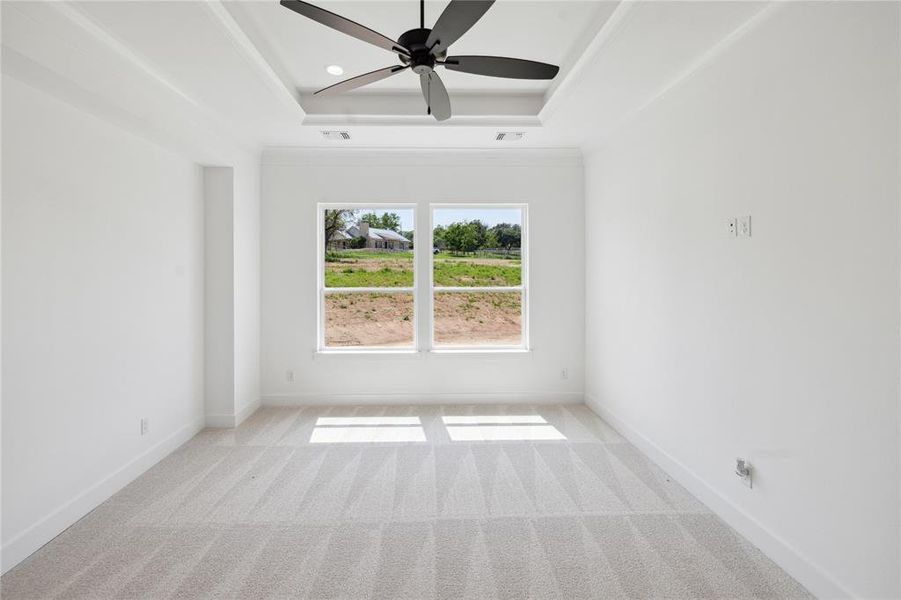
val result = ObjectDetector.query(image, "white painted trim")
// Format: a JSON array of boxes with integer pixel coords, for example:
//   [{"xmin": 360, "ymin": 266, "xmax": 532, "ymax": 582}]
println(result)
[
  {"xmin": 584, "ymin": 394, "xmax": 856, "ymax": 600},
  {"xmin": 202, "ymin": 1, "xmax": 304, "ymax": 117},
  {"xmin": 263, "ymin": 391, "xmax": 583, "ymax": 406},
  {"xmin": 300, "ymin": 114, "xmax": 542, "ymax": 128},
  {"xmin": 205, "ymin": 411, "xmax": 238, "ymax": 428},
  {"xmin": 235, "ymin": 398, "xmax": 262, "ymax": 427},
  {"xmin": 323, "ymin": 287, "xmax": 415, "ymax": 294},
  {"xmin": 582, "ymin": 2, "xmax": 783, "ymax": 156},
  {"xmin": 40, "ymin": 1, "xmax": 259, "ymax": 160},
  {"xmin": 540, "ymin": 0, "xmax": 635, "ymax": 122},
  {"xmin": 1, "ymin": 418, "xmax": 204, "ymax": 575},
  {"xmin": 262, "ymin": 147, "xmax": 583, "ymax": 168},
  {"xmin": 206, "ymin": 399, "xmax": 262, "ymax": 428}
]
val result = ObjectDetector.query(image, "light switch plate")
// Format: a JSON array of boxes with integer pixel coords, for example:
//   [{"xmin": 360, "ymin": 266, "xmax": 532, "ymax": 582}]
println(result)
[{"xmin": 737, "ymin": 215, "xmax": 752, "ymax": 238}]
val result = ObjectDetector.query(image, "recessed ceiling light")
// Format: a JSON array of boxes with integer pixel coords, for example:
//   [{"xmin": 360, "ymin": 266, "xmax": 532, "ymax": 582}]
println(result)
[{"xmin": 326, "ymin": 65, "xmax": 344, "ymax": 76}]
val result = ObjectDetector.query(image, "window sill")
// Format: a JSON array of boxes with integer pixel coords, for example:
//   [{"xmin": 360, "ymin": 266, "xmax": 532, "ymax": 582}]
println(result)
[
  {"xmin": 313, "ymin": 348, "xmax": 532, "ymax": 359},
  {"xmin": 428, "ymin": 348, "xmax": 531, "ymax": 356},
  {"xmin": 315, "ymin": 349, "xmax": 418, "ymax": 357}
]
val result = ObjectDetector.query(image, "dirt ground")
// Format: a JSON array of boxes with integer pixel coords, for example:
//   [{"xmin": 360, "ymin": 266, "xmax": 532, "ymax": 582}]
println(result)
[
  {"xmin": 433, "ymin": 292, "xmax": 522, "ymax": 346},
  {"xmin": 325, "ymin": 293, "xmax": 414, "ymax": 347},
  {"xmin": 324, "ymin": 292, "xmax": 521, "ymax": 347}
]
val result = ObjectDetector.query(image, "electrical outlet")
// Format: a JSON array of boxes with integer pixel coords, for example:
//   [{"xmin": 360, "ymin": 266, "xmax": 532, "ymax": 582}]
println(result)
[
  {"xmin": 140, "ymin": 418, "xmax": 149, "ymax": 436},
  {"xmin": 561, "ymin": 367, "xmax": 569, "ymax": 380},
  {"xmin": 727, "ymin": 218, "xmax": 737, "ymax": 238},
  {"xmin": 286, "ymin": 370, "xmax": 295, "ymax": 383},
  {"xmin": 737, "ymin": 215, "xmax": 752, "ymax": 238}
]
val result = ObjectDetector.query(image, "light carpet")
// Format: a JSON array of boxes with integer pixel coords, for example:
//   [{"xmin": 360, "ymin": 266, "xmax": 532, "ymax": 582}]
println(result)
[{"xmin": 2, "ymin": 404, "xmax": 811, "ymax": 599}]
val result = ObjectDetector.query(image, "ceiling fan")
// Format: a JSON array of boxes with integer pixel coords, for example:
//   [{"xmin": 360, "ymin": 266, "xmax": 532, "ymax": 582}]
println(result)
[{"xmin": 281, "ymin": 0, "xmax": 560, "ymax": 121}]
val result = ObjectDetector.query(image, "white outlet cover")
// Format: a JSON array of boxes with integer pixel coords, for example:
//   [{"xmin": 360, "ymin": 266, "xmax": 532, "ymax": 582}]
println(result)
[{"xmin": 727, "ymin": 218, "xmax": 737, "ymax": 237}]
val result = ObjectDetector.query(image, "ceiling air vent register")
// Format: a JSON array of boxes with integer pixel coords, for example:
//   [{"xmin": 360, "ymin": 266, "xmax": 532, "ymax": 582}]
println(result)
[
  {"xmin": 496, "ymin": 132, "xmax": 525, "ymax": 141},
  {"xmin": 321, "ymin": 130, "xmax": 351, "ymax": 141}
]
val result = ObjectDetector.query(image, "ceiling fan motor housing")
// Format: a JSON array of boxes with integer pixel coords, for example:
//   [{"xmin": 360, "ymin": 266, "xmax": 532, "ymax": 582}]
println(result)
[{"xmin": 398, "ymin": 28, "xmax": 445, "ymax": 73}]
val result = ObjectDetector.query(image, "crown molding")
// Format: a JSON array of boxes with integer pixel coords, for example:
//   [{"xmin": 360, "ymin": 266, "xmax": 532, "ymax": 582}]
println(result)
[
  {"xmin": 581, "ymin": 2, "xmax": 782, "ymax": 156},
  {"xmin": 205, "ymin": 1, "xmax": 305, "ymax": 118},
  {"xmin": 300, "ymin": 91, "xmax": 543, "ymax": 121},
  {"xmin": 1, "ymin": 0, "xmax": 260, "ymax": 163},
  {"xmin": 261, "ymin": 146, "xmax": 583, "ymax": 168},
  {"xmin": 540, "ymin": 0, "xmax": 634, "ymax": 122}
]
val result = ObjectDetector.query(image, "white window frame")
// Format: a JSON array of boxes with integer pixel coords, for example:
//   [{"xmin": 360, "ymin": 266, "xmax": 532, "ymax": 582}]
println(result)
[
  {"xmin": 316, "ymin": 202, "xmax": 529, "ymax": 354},
  {"xmin": 317, "ymin": 203, "xmax": 418, "ymax": 353},
  {"xmin": 428, "ymin": 203, "xmax": 529, "ymax": 352}
]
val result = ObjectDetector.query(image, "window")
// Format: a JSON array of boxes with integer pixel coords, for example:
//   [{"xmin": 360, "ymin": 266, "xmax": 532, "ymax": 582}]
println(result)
[
  {"xmin": 319, "ymin": 206, "xmax": 416, "ymax": 350},
  {"xmin": 318, "ymin": 203, "xmax": 527, "ymax": 352},
  {"xmin": 431, "ymin": 206, "xmax": 526, "ymax": 349}
]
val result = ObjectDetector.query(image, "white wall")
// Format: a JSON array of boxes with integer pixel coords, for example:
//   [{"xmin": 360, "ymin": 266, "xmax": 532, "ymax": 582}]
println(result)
[
  {"xmin": 584, "ymin": 3, "xmax": 900, "ymax": 598},
  {"xmin": 234, "ymin": 160, "xmax": 261, "ymax": 418},
  {"xmin": 261, "ymin": 149, "xmax": 584, "ymax": 404},
  {"xmin": 204, "ymin": 167, "xmax": 236, "ymax": 424},
  {"xmin": 1, "ymin": 76, "xmax": 205, "ymax": 571},
  {"xmin": 203, "ymin": 162, "xmax": 262, "ymax": 427}
]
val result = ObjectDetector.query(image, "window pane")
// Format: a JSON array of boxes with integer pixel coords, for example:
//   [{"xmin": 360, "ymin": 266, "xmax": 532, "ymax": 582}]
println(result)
[
  {"xmin": 324, "ymin": 293, "xmax": 414, "ymax": 348},
  {"xmin": 325, "ymin": 208, "xmax": 414, "ymax": 288},
  {"xmin": 432, "ymin": 208, "xmax": 521, "ymax": 287},
  {"xmin": 433, "ymin": 291, "xmax": 522, "ymax": 347}
]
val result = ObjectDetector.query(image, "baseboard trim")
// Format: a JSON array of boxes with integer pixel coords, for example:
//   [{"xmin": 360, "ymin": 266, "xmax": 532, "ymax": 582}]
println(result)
[
  {"xmin": 205, "ymin": 412, "xmax": 237, "ymax": 428},
  {"xmin": 263, "ymin": 391, "xmax": 584, "ymax": 406},
  {"xmin": 206, "ymin": 399, "xmax": 262, "ymax": 428},
  {"xmin": 1, "ymin": 417, "xmax": 204, "ymax": 575},
  {"xmin": 235, "ymin": 398, "xmax": 262, "ymax": 426},
  {"xmin": 584, "ymin": 394, "xmax": 855, "ymax": 599}
]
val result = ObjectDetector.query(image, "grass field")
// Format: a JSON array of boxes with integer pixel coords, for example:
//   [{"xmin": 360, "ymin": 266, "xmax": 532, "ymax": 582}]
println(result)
[{"xmin": 324, "ymin": 250, "xmax": 520, "ymax": 287}]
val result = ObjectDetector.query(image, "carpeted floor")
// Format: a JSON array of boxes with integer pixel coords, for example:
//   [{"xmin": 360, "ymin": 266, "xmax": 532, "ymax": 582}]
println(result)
[{"xmin": 2, "ymin": 405, "xmax": 811, "ymax": 599}]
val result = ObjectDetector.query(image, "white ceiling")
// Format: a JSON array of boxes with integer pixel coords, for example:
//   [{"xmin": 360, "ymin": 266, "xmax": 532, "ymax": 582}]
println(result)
[
  {"xmin": 229, "ymin": 1, "xmax": 611, "ymax": 94},
  {"xmin": 1, "ymin": 0, "xmax": 773, "ymax": 155}
]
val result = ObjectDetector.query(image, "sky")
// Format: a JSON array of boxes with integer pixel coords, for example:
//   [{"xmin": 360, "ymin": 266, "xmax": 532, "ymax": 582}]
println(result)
[{"xmin": 360, "ymin": 208, "xmax": 522, "ymax": 231}]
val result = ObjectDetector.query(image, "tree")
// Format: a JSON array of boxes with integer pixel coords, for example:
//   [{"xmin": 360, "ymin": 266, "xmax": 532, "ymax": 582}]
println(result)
[
  {"xmin": 379, "ymin": 212, "xmax": 401, "ymax": 232},
  {"xmin": 490, "ymin": 223, "xmax": 521, "ymax": 250},
  {"xmin": 444, "ymin": 221, "xmax": 480, "ymax": 253},
  {"xmin": 360, "ymin": 212, "xmax": 380, "ymax": 228},
  {"xmin": 468, "ymin": 220, "xmax": 488, "ymax": 249},
  {"xmin": 324, "ymin": 209, "xmax": 355, "ymax": 252},
  {"xmin": 433, "ymin": 225, "xmax": 447, "ymax": 249},
  {"xmin": 360, "ymin": 212, "xmax": 401, "ymax": 232}
]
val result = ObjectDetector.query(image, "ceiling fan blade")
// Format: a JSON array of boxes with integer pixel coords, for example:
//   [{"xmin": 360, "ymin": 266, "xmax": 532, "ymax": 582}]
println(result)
[
  {"xmin": 315, "ymin": 65, "xmax": 408, "ymax": 96},
  {"xmin": 280, "ymin": 0, "xmax": 409, "ymax": 57},
  {"xmin": 420, "ymin": 71, "xmax": 451, "ymax": 121},
  {"xmin": 425, "ymin": 0, "xmax": 494, "ymax": 56},
  {"xmin": 444, "ymin": 56, "xmax": 560, "ymax": 79}
]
